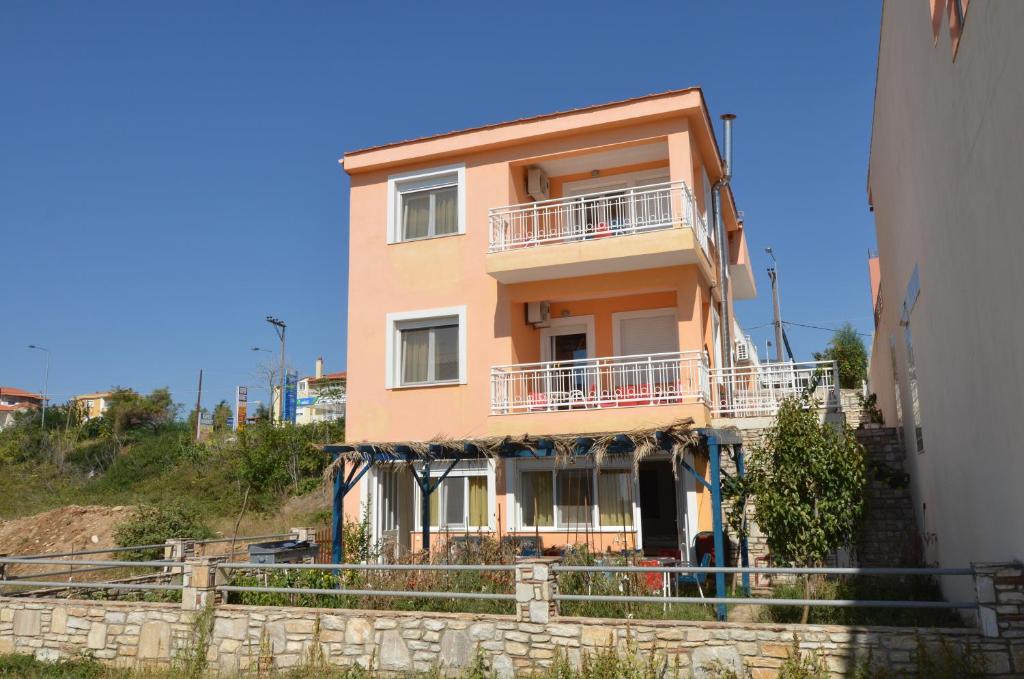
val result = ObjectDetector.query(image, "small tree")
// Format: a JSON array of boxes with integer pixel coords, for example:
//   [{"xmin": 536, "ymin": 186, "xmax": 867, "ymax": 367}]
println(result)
[
  {"xmin": 745, "ymin": 397, "xmax": 867, "ymax": 622},
  {"xmin": 814, "ymin": 323, "xmax": 868, "ymax": 389},
  {"xmin": 212, "ymin": 400, "xmax": 232, "ymax": 431}
]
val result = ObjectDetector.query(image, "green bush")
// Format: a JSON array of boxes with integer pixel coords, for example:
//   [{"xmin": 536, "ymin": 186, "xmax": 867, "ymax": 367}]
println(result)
[
  {"xmin": 113, "ymin": 503, "xmax": 213, "ymax": 559},
  {"xmin": 0, "ymin": 652, "xmax": 106, "ymax": 678}
]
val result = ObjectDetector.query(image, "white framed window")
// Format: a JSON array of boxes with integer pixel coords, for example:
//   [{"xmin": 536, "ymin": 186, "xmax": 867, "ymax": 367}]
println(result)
[
  {"xmin": 414, "ymin": 460, "xmax": 494, "ymax": 531},
  {"xmin": 386, "ymin": 164, "xmax": 466, "ymax": 244},
  {"xmin": 512, "ymin": 460, "xmax": 637, "ymax": 531},
  {"xmin": 702, "ymin": 166, "xmax": 715, "ymax": 245},
  {"xmin": 385, "ymin": 306, "xmax": 467, "ymax": 388}
]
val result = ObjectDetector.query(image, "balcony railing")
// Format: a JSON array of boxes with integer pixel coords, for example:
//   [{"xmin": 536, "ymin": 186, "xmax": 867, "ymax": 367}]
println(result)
[
  {"xmin": 488, "ymin": 181, "xmax": 709, "ymax": 255},
  {"xmin": 709, "ymin": 360, "xmax": 840, "ymax": 417},
  {"xmin": 490, "ymin": 351, "xmax": 709, "ymax": 415}
]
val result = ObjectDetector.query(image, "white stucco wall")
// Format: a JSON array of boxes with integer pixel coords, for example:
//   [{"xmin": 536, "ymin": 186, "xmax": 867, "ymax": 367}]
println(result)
[{"xmin": 867, "ymin": 1, "xmax": 1024, "ymax": 600}]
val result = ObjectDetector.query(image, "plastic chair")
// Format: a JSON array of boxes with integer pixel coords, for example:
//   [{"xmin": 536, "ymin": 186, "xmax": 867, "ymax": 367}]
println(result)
[{"xmin": 676, "ymin": 553, "xmax": 712, "ymax": 599}]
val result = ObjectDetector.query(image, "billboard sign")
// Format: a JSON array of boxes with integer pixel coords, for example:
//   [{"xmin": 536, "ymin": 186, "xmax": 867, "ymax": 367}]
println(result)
[
  {"xmin": 283, "ymin": 370, "xmax": 298, "ymax": 424},
  {"xmin": 235, "ymin": 386, "xmax": 248, "ymax": 431}
]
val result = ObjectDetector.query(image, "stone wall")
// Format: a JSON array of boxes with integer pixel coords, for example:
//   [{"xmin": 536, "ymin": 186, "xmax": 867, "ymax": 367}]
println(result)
[
  {"xmin": 0, "ymin": 595, "xmax": 1021, "ymax": 677},
  {"xmin": 855, "ymin": 426, "xmax": 920, "ymax": 567}
]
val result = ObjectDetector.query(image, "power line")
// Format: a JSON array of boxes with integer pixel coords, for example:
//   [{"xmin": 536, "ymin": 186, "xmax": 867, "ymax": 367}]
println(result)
[{"xmin": 782, "ymin": 320, "xmax": 872, "ymax": 337}]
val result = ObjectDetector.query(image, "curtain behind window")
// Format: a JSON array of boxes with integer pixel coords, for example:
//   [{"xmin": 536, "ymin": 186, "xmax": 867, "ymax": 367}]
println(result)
[
  {"xmin": 402, "ymin": 191, "xmax": 431, "ymax": 239},
  {"xmin": 434, "ymin": 186, "xmax": 457, "ymax": 235},
  {"xmin": 401, "ymin": 328, "xmax": 430, "ymax": 384},
  {"xmin": 598, "ymin": 470, "xmax": 633, "ymax": 527},
  {"xmin": 468, "ymin": 476, "xmax": 487, "ymax": 526},
  {"xmin": 557, "ymin": 469, "xmax": 592, "ymax": 527},
  {"xmin": 520, "ymin": 471, "xmax": 553, "ymax": 527},
  {"xmin": 434, "ymin": 325, "xmax": 458, "ymax": 381}
]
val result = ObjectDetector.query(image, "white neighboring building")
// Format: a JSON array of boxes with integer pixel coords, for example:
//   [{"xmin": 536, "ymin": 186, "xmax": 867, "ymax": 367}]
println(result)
[{"xmin": 296, "ymin": 358, "xmax": 346, "ymax": 425}]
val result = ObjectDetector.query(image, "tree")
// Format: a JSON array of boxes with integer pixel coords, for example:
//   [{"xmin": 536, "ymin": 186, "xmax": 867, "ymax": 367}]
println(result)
[
  {"xmin": 741, "ymin": 396, "xmax": 867, "ymax": 622},
  {"xmin": 814, "ymin": 323, "xmax": 868, "ymax": 389},
  {"xmin": 104, "ymin": 387, "xmax": 178, "ymax": 434},
  {"xmin": 212, "ymin": 400, "xmax": 232, "ymax": 431}
]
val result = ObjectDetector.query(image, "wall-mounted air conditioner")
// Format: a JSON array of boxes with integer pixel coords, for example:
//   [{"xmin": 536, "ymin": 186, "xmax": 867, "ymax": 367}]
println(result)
[
  {"xmin": 735, "ymin": 339, "xmax": 750, "ymax": 362},
  {"xmin": 527, "ymin": 167, "xmax": 550, "ymax": 201},
  {"xmin": 526, "ymin": 301, "xmax": 551, "ymax": 328}
]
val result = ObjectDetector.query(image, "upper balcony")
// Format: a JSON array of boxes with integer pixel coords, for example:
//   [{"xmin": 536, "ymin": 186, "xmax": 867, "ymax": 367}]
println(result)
[{"xmin": 486, "ymin": 180, "xmax": 714, "ymax": 285}]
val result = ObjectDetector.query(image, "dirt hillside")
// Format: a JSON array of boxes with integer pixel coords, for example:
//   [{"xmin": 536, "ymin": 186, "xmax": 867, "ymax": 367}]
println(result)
[{"xmin": 0, "ymin": 505, "xmax": 132, "ymax": 558}]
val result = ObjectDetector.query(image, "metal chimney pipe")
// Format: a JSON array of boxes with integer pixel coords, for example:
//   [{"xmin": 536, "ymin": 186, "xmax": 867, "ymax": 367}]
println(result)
[
  {"xmin": 721, "ymin": 113, "xmax": 736, "ymax": 180},
  {"xmin": 713, "ymin": 113, "xmax": 737, "ymax": 387}
]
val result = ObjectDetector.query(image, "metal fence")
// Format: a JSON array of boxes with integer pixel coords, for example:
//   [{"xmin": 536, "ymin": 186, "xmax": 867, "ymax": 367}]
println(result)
[
  {"xmin": 490, "ymin": 351, "xmax": 709, "ymax": 415},
  {"xmin": 215, "ymin": 562, "xmax": 516, "ymax": 602},
  {"xmin": 488, "ymin": 181, "xmax": 708, "ymax": 255},
  {"xmin": 710, "ymin": 360, "xmax": 840, "ymax": 417}
]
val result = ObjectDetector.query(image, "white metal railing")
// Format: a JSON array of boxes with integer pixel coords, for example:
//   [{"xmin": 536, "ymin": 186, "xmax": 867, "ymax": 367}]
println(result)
[
  {"xmin": 490, "ymin": 351, "xmax": 709, "ymax": 415},
  {"xmin": 710, "ymin": 360, "xmax": 840, "ymax": 417},
  {"xmin": 488, "ymin": 181, "xmax": 709, "ymax": 256}
]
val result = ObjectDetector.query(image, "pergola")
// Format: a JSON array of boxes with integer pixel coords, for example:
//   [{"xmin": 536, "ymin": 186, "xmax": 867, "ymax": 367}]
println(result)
[{"xmin": 323, "ymin": 424, "xmax": 750, "ymax": 618}]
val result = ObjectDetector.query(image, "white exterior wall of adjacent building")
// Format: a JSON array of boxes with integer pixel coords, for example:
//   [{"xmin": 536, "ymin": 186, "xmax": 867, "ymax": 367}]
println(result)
[{"xmin": 868, "ymin": 1, "xmax": 1024, "ymax": 601}]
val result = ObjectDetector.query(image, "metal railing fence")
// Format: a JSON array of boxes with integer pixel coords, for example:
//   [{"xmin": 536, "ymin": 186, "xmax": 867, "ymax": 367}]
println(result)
[
  {"xmin": 490, "ymin": 351, "xmax": 709, "ymax": 415},
  {"xmin": 488, "ymin": 181, "xmax": 709, "ymax": 255},
  {"xmin": 709, "ymin": 359, "xmax": 840, "ymax": 417}
]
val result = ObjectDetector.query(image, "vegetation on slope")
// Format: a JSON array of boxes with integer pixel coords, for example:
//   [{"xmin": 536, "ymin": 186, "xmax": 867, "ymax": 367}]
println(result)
[{"xmin": 0, "ymin": 388, "xmax": 343, "ymax": 530}]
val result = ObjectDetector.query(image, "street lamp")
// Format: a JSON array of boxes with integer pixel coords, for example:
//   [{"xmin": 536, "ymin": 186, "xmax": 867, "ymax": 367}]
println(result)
[
  {"xmin": 27, "ymin": 345, "xmax": 50, "ymax": 428},
  {"xmin": 264, "ymin": 317, "xmax": 287, "ymax": 425}
]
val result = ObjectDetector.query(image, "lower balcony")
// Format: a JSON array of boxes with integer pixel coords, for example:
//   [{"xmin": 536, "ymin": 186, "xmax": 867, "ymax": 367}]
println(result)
[
  {"xmin": 490, "ymin": 351, "xmax": 709, "ymax": 415},
  {"xmin": 709, "ymin": 360, "xmax": 840, "ymax": 418}
]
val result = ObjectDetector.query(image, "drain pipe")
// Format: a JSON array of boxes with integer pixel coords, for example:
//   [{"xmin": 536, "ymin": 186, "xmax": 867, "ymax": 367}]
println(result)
[{"xmin": 712, "ymin": 114, "xmax": 736, "ymax": 381}]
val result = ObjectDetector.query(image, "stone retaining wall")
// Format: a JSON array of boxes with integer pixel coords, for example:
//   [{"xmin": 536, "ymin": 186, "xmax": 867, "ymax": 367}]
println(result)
[
  {"xmin": 1, "ymin": 557, "xmax": 1021, "ymax": 676},
  {"xmin": 1, "ymin": 576, "xmax": 1022, "ymax": 678}
]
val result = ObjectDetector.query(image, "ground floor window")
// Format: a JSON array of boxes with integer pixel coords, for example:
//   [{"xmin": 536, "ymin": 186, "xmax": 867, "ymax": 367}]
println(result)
[
  {"xmin": 414, "ymin": 460, "xmax": 492, "ymax": 531},
  {"xmin": 514, "ymin": 462, "xmax": 636, "ymax": 531}
]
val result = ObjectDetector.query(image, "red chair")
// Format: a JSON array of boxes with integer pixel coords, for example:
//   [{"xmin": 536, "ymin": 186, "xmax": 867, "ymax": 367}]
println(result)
[{"xmin": 527, "ymin": 392, "xmax": 548, "ymax": 411}]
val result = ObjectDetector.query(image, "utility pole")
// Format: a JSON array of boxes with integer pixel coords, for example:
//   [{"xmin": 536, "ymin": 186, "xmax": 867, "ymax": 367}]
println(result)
[
  {"xmin": 266, "ymin": 316, "xmax": 287, "ymax": 425},
  {"xmin": 27, "ymin": 345, "xmax": 50, "ymax": 428},
  {"xmin": 194, "ymin": 369, "xmax": 204, "ymax": 442},
  {"xmin": 765, "ymin": 248, "xmax": 785, "ymax": 363}
]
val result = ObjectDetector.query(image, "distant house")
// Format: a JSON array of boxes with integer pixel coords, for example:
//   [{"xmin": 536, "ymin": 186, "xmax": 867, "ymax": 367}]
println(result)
[
  {"xmin": 297, "ymin": 358, "xmax": 346, "ymax": 425},
  {"xmin": 0, "ymin": 386, "xmax": 43, "ymax": 430},
  {"xmin": 73, "ymin": 392, "xmax": 113, "ymax": 420}
]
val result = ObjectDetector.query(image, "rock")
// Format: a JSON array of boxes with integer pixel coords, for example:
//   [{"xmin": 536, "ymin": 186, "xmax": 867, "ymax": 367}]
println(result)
[
  {"xmin": 378, "ymin": 629, "xmax": 411, "ymax": 671},
  {"xmin": 13, "ymin": 610, "xmax": 41, "ymax": 637},
  {"xmin": 439, "ymin": 629, "xmax": 472, "ymax": 668},
  {"xmin": 691, "ymin": 647, "xmax": 744, "ymax": 679},
  {"xmin": 137, "ymin": 621, "xmax": 171, "ymax": 659},
  {"xmin": 346, "ymin": 618, "xmax": 373, "ymax": 645},
  {"xmin": 87, "ymin": 622, "xmax": 107, "ymax": 650}
]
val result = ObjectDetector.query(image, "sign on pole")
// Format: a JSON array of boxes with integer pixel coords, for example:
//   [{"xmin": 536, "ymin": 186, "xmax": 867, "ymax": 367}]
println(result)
[
  {"xmin": 235, "ymin": 386, "xmax": 248, "ymax": 431},
  {"xmin": 283, "ymin": 370, "xmax": 298, "ymax": 424}
]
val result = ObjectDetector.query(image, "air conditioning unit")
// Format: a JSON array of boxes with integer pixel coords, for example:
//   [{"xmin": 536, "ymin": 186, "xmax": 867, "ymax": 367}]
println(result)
[
  {"xmin": 735, "ymin": 339, "xmax": 750, "ymax": 362},
  {"xmin": 527, "ymin": 166, "xmax": 550, "ymax": 201},
  {"xmin": 526, "ymin": 301, "xmax": 551, "ymax": 327}
]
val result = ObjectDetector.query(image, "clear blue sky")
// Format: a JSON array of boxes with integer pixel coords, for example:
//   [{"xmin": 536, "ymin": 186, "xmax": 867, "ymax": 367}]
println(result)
[{"xmin": 1, "ymin": 1, "xmax": 881, "ymax": 412}]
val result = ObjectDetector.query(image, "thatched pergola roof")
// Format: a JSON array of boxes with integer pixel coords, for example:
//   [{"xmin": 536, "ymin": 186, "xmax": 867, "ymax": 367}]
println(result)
[{"xmin": 322, "ymin": 418, "xmax": 717, "ymax": 482}]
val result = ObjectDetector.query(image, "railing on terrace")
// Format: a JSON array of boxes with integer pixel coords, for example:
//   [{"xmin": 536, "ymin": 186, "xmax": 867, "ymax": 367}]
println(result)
[
  {"xmin": 490, "ymin": 351, "xmax": 709, "ymax": 415},
  {"xmin": 710, "ymin": 359, "xmax": 840, "ymax": 417},
  {"xmin": 488, "ymin": 181, "xmax": 709, "ymax": 255}
]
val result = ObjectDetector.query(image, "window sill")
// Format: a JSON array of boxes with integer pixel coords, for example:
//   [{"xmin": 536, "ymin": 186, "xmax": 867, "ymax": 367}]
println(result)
[
  {"xmin": 389, "ymin": 380, "xmax": 465, "ymax": 391},
  {"xmin": 511, "ymin": 528, "xmax": 635, "ymax": 533},
  {"xmin": 389, "ymin": 232, "xmax": 465, "ymax": 245}
]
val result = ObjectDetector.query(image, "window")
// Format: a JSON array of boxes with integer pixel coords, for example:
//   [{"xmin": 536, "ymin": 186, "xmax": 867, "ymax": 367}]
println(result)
[
  {"xmin": 415, "ymin": 461, "xmax": 491, "ymax": 530},
  {"xmin": 597, "ymin": 470, "xmax": 634, "ymax": 528},
  {"xmin": 515, "ymin": 463, "xmax": 636, "ymax": 530},
  {"xmin": 385, "ymin": 306, "xmax": 467, "ymax": 388},
  {"xmin": 387, "ymin": 164, "xmax": 466, "ymax": 243},
  {"xmin": 399, "ymin": 320, "xmax": 458, "ymax": 385}
]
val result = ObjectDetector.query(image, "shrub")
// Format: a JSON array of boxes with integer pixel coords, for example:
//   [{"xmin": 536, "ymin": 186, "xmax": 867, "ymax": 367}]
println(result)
[{"xmin": 113, "ymin": 503, "xmax": 213, "ymax": 559}]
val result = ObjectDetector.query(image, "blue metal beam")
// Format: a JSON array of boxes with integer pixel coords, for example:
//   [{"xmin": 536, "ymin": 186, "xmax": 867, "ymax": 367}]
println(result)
[{"xmin": 707, "ymin": 434, "xmax": 728, "ymax": 621}]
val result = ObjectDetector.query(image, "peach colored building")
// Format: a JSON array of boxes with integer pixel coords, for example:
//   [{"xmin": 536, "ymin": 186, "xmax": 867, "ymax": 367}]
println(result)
[
  {"xmin": 73, "ymin": 391, "xmax": 113, "ymax": 420},
  {"xmin": 339, "ymin": 89, "xmax": 764, "ymax": 560}
]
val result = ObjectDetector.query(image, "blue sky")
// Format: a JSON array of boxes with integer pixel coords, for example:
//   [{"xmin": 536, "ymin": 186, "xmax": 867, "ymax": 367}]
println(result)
[{"xmin": 1, "ymin": 1, "xmax": 881, "ymax": 412}]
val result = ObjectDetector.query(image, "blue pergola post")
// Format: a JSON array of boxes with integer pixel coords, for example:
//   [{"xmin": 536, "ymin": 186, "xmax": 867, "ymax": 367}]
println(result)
[
  {"xmin": 332, "ymin": 452, "xmax": 343, "ymax": 563},
  {"xmin": 707, "ymin": 434, "xmax": 728, "ymax": 621},
  {"xmin": 735, "ymin": 444, "xmax": 751, "ymax": 597},
  {"xmin": 330, "ymin": 453, "xmax": 373, "ymax": 564}
]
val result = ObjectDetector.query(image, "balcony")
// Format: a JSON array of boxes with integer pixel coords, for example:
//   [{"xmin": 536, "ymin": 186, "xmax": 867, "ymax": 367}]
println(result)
[
  {"xmin": 486, "ymin": 181, "xmax": 712, "ymax": 284},
  {"xmin": 490, "ymin": 351, "xmax": 709, "ymax": 415},
  {"xmin": 489, "ymin": 355, "xmax": 840, "ymax": 419},
  {"xmin": 709, "ymin": 360, "xmax": 840, "ymax": 417}
]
